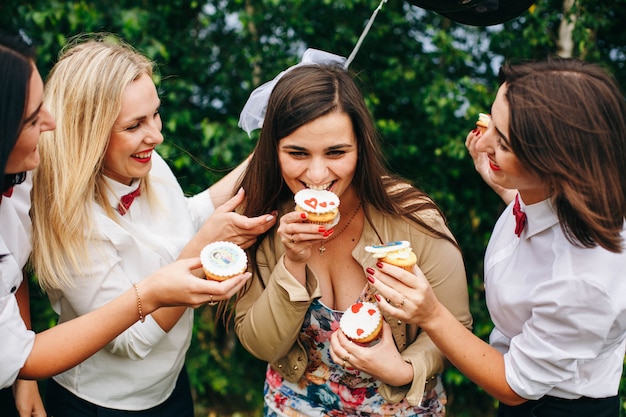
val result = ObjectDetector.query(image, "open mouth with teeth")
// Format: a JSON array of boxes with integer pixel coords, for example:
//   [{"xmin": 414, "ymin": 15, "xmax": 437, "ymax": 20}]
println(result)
[
  {"xmin": 303, "ymin": 181, "xmax": 335, "ymax": 191},
  {"xmin": 131, "ymin": 150, "xmax": 153, "ymax": 162}
]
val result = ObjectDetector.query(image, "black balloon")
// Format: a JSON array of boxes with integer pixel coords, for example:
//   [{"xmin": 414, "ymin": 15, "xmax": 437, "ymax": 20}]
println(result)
[{"xmin": 407, "ymin": 0, "xmax": 534, "ymax": 26}]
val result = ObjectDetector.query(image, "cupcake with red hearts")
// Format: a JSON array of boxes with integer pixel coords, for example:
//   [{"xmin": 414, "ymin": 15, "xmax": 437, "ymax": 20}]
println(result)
[
  {"xmin": 294, "ymin": 189, "xmax": 340, "ymax": 227},
  {"xmin": 339, "ymin": 301, "xmax": 383, "ymax": 344}
]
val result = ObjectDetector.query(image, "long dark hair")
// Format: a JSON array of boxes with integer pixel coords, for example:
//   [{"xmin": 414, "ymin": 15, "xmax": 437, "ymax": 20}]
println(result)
[
  {"xmin": 0, "ymin": 31, "xmax": 34, "ymax": 193},
  {"xmin": 238, "ymin": 64, "xmax": 458, "ymax": 279},
  {"xmin": 501, "ymin": 58, "xmax": 626, "ymax": 252}
]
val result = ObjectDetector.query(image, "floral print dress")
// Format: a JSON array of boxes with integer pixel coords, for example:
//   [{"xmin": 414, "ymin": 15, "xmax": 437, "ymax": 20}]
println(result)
[{"xmin": 263, "ymin": 290, "xmax": 446, "ymax": 417}]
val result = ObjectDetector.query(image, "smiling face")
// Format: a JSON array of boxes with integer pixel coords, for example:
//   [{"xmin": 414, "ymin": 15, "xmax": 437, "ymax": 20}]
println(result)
[
  {"xmin": 278, "ymin": 111, "xmax": 358, "ymax": 197},
  {"xmin": 475, "ymin": 83, "xmax": 549, "ymax": 204},
  {"xmin": 103, "ymin": 73, "xmax": 163, "ymax": 185},
  {"xmin": 5, "ymin": 63, "xmax": 56, "ymax": 174}
]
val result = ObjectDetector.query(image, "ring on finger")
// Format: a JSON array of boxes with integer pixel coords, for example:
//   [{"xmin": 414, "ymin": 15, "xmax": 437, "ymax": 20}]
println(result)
[
  {"xmin": 291, "ymin": 235, "xmax": 296, "ymax": 244},
  {"xmin": 399, "ymin": 298, "xmax": 406, "ymax": 307},
  {"xmin": 208, "ymin": 294, "xmax": 218, "ymax": 307},
  {"xmin": 342, "ymin": 360, "xmax": 346, "ymax": 368}
]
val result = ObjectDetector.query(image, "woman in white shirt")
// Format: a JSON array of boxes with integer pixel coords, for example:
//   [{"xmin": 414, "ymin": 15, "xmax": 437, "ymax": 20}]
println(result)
[
  {"xmin": 0, "ymin": 31, "xmax": 259, "ymax": 416},
  {"xmin": 367, "ymin": 58, "xmax": 626, "ymax": 417},
  {"xmin": 29, "ymin": 34, "xmax": 276, "ymax": 416}
]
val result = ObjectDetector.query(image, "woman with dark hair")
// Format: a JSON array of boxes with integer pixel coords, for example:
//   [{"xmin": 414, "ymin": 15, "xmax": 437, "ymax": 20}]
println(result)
[
  {"xmin": 233, "ymin": 50, "xmax": 473, "ymax": 416},
  {"xmin": 0, "ymin": 30, "xmax": 53, "ymax": 417},
  {"xmin": 0, "ymin": 31, "xmax": 256, "ymax": 414},
  {"xmin": 370, "ymin": 58, "xmax": 626, "ymax": 417}
]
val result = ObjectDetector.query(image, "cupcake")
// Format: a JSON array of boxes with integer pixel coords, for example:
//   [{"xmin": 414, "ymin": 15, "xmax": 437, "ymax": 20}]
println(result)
[
  {"xmin": 365, "ymin": 240, "xmax": 417, "ymax": 272},
  {"xmin": 339, "ymin": 301, "xmax": 383, "ymax": 344},
  {"xmin": 476, "ymin": 113, "xmax": 491, "ymax": 133},
  {"xmin": 294, "ymin": 189, "xmax": 340, "ymax": 226},
  {"xmin": 200, "ymin": 241, "xmax": 248, "ymax": 281}
]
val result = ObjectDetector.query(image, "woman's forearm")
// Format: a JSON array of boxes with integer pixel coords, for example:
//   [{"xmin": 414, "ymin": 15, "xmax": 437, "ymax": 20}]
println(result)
[{"xmin": 19, "ymin": 288, "xmax": 140, "ymax": 379}]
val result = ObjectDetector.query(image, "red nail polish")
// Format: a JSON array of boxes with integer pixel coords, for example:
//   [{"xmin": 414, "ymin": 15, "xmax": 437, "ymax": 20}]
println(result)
[
  {"xmin": 318, "ymin": 226, "xmax": 326, "ymax": 233},
  {"xmin": 367, "ymin": 275, "xmax": 375, "ymax": 284},
  {"xmin": 375, "ymin": 294, "xmax": 381, "ymax": 302},
  {"xmin": 366, "ymin": 267, "xmax": 375, "ymax": 275},
  {"xmin": 376, "ymin": 262, "xmax": 383, "ymax": 269},
  {"xmin": 300, "ymin": 213, "xmax": 307, "ymax": 219},
  {"xmin": 323, "ymin": 229, "xmax": 334, "ymax": 237}
]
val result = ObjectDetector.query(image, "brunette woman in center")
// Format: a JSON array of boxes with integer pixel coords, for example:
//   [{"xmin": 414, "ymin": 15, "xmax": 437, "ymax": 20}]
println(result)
[{"xmin": 232, "ymin": 54, "xmax": 472, "ymax": 416}]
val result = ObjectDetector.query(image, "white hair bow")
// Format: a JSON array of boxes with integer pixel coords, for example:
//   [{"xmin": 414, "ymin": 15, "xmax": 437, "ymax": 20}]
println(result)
[
  {"xmin": 238, "ymin": 0, "xmax": 387, "ymax": 136},
  {"xmin": 238, "ymin": 49, "xmax": 347, "ymax": 136}
]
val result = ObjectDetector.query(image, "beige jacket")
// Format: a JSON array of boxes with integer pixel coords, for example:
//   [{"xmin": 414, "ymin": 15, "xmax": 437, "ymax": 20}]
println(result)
[{"xmin": 234, "ymin": 203, "xmax": 473, "ymax": 405}]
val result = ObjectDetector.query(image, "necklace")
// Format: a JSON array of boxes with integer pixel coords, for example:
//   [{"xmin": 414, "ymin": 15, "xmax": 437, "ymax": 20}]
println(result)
[{"xmin": 319, "ymin": 202, "xmax": 362, "ymax": 256}]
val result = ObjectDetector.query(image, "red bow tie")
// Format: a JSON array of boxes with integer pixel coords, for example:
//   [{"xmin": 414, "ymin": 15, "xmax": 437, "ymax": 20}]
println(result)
[
  {"xmin": 118, "ymin": 186, "xmax": 141, "ymax": 215},
  {"xmin": 0, "ymin": 187, "xmax": 13, "ymax": 203},
  {"xmin": 513, "ymin": 194, "xmax": 527, "ymax": 237}
]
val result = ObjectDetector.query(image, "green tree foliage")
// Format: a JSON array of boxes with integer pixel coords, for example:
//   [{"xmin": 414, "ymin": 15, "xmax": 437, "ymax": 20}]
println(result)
[{"xmin": 3, "ymin": 1, "xmax": 625, "ymax": 415}]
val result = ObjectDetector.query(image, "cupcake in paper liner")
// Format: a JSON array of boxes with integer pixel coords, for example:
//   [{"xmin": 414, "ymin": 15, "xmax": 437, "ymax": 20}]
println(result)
[
  {"xmin": 365, "ymin": 240, "xmax": 417, "ymax": 272},
  {"xmin": 294, "ymin": 189, "xmax": 340, "ymax": 226},
  {"xmin": 200, "ymin": 241, "xmax": 248, "ymax": 281},
  {"xmin": 476, "ymin": 113, "xmax": 491, "ymax": 133},
  {"xmin": 339, "ymin": 301, "xmax": 383, "ymax": 345}
]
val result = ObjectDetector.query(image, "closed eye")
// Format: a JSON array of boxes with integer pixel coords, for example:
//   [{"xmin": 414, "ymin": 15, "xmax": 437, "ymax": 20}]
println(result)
[
  {"xmin": 497, "ymin": 137, "xmax": 510, "ymax": 152},
  {"xmin": 327, "ymin": 149, "xmax": 346, "ymax": 157},
  {"xmin": 288, "ymin": 151, "xmax": 309, "ymax": 158}
]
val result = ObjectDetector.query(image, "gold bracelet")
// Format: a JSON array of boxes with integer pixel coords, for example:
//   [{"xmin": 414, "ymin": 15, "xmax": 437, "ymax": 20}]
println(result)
[{"xmin": 132, "ymin": 283, "xmax": 145, "ymax": 323}]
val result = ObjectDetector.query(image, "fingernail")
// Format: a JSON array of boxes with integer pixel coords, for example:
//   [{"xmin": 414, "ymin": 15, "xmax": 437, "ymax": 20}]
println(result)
[
  {"xmin": 266, "ymin": 215, "xmax": 275, "ymax": 222},
  {"xmin": 238, "ymin": 187, "xmax": 244, "ymax": 194},
  {"xmin": 374, "ymin": 294, "xmax": 381, "ymax": 302},
  {"xmin": 471, "ymin": 128, "xmax": 478, "ymax": 134},
  {"xmin": 323, "ymin": 230, "xmax": 334, "ymax": 238},
  {"xmin": 376, "ymin": 262, "xmax": 383, "ymax": 269},
  {"xmin": 366, "ymin": 267, "xmax": 375, "ymax": 275},
  {"xmin": 318, "ymin": 226, "xmax": 326, "ymax": 233},
  {"xmin": 367, "ymin": 275, "xmax": 375, "ymax": 284},
  {"xmin": 300, "ymin": 212, "xmax": 307, "ymax": 219}
]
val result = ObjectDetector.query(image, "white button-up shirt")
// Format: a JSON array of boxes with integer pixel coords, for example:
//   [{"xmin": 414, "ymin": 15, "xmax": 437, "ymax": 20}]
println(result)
[
  {"xmin": 0, "ymin": 173, "xmax": 35, "ymax": 388},
  {"xmin": 485, "ymin": 195, "xmax": 626, "ymax": 400},
  {"xmin": 47, "ymin": 152, "xmax": 214, "ymax": 409}
]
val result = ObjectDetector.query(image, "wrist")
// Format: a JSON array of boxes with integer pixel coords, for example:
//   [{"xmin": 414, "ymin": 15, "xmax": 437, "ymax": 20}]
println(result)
[
  {"xmin": 393, "ymin": 360, "xmax": 415, "ymax": 387},
  {"xmin": 131, "ymin": 279, "xmax": 159, "ymax": 319},
  {"xmin": 132, "ymin": 283, "xmax": 145, "ymax": 323}
]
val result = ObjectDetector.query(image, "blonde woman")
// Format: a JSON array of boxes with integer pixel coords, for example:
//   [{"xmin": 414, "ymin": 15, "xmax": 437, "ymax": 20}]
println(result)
[
  {"xmin": 31, "ymin": 34, "xmax": 275, "ymax": 416},
  {"xmin": 0, "ymin": 30, "xmax": 255, "ymax": 417}
]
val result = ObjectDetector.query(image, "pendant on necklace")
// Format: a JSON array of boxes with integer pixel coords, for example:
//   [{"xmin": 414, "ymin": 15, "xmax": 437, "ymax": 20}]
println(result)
[{"xmin": 319, "ymin": 243, "xmax": 326, "ymax": 256}]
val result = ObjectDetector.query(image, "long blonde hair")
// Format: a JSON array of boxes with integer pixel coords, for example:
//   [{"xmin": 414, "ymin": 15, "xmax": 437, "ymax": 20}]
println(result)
[{"xmin": 31, "ymin": 34, "xmax": 155, "ymax": 289}]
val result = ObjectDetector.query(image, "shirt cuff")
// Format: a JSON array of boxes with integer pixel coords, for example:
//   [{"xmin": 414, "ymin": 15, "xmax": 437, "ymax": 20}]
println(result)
[{"xmin": 187, "ymin": 188, "xmax": 215, "ymax": 225}]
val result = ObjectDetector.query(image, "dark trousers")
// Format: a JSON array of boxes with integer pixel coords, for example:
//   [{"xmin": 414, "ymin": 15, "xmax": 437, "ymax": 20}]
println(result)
[
  {"xmin": 497, "ymin": 395, "xmax": 619, "ymax": 417},
  {"xmin": 45, "ymin": 367, "xmax": 193, "ymax": 417}
]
